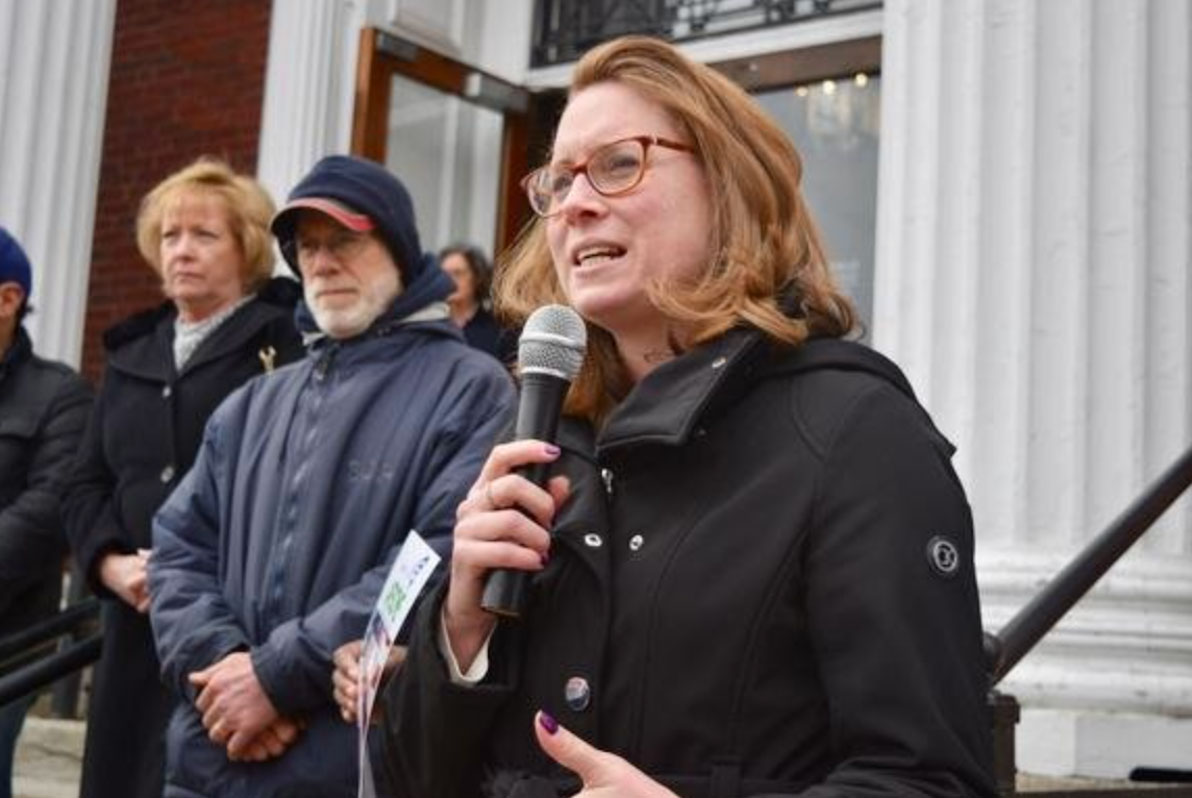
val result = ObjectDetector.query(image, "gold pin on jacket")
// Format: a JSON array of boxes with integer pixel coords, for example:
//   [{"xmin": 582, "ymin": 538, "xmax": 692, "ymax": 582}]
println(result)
[{"xmin": 258, "ymin": 345, "xmax": 277, "ymax": 373}]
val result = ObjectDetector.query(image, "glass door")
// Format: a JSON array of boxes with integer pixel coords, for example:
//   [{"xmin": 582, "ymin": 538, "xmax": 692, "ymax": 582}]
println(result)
[
  {"xmin": 352, "ymin": 28, "xmax": 533, "ymax": 256},
  {"xmin": 754, "ymin": 74, "xmax": 881, "ymax": 331}
]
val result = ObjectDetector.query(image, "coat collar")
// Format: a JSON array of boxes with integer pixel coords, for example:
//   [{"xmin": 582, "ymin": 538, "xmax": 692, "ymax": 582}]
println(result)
[
  {"xmin": 0, "ymin": 326, "xmax": 32, "ymax": 384},
  {"xmin": 597, "ymin": 327, "xmax": 770, "ymax": 453},
  {"xmin": 295, "ymin": 256, "xmax": 456, "ymax": 349},
  {"xmin": 105, "ymin": 294, "xmax": 291, "ymax": 383},
  {"xmin": 596, "ymin": 330, "xmax": 950, "ymax": 459},
  {"xmin": 175, "ymin": 298, "xmax": 290, "ymax": 377},
  {"xmin": 296, "ymin": 300, "xmax": 455, "ymax": 352}
]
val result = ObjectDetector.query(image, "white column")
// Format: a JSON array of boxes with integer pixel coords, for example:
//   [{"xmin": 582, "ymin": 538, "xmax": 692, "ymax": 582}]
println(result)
[
  {"xmin": 0, "ymin": 0, "xmax": 115, "ymax": 367},
  {"xmin": 257, "ymin": 0, "xmax": 364, "ymax": 214},
  {"xmin": 876, "ymin": 0, "xmax": 1192, "ymax": 778}
]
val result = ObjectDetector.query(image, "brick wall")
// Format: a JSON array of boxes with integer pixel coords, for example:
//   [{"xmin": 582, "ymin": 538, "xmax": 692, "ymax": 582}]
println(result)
[{"xmin": 81, "ymin": 0, "xmax": 273, "ymax": 383}]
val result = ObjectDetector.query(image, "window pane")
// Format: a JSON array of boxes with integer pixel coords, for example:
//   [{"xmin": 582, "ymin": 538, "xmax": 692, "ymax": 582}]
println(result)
[
  {"xmin": 755, "ymin": 75, "xmax": 881, "ymax": 334},
  {"xmin": 385, "ymin": 74, "xmax": 505, "ymax": 254}
]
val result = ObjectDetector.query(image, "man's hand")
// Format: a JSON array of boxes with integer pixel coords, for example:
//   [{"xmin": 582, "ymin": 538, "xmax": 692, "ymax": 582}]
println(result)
[
  {"xmin": 228, "ymin": 717, "xmax": 303, "ymax": 763},
  {"xmin": 189, "ymin": 652, "xmax": 284, "ymax": 760},
  {"xmin": 533, "ymin": 711, "xmax": 679, "ymax": 798},
  {"xmin": 331, "ymin": 639, "xmax": 407, "ymax": 724},
  {"xmin": 98, "ymin": 549, "xmax": 152, "ymax": 613}
]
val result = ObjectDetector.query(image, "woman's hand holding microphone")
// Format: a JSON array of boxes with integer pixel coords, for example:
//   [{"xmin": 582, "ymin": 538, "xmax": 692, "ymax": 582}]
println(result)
[
  {"xmin": 443, "ymin": 438, "xmax": 678, "ymax": 798},
  {"xmin": 437, "ymin": 303, "xmax": 665, "ymax": 793},
  {"xmin": 443, "ymin": 439, "xmax": 570, "ymax": 672}
]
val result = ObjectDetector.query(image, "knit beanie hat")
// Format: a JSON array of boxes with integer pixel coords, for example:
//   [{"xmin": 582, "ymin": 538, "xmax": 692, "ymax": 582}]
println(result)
[{"xmin": 0, "ymin": 227, "xmax": 32, "ymax": 297}]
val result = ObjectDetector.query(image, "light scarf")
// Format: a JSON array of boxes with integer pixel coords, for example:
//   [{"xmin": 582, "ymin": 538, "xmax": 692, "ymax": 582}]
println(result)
[{"xmin": 173, "ymin": 294, "xmax": 255, "ymax": 371}]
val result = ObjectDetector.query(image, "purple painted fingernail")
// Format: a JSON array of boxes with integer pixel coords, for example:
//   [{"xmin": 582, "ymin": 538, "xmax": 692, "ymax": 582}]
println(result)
[
  {"xmin": 544, "ymin": 444, "xmax": 561, "ymax": 457},
  {"xmin": 540, "ymin": 551, "xmax": 550, "ymax": 566},
  {"xmin": 538, "ymin": 711, "xmax": 559, "ymax": 735}
]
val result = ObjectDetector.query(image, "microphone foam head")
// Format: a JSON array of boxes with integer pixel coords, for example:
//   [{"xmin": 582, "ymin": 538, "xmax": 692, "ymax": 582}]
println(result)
[{"xmin": 518, "ymin": 304, "xmax": 587, "ymax": 382}]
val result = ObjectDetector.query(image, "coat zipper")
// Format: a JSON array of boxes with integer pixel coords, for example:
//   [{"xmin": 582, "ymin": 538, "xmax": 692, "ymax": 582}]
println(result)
[
  {"xmin": 264, "ymin": 345, "xmax": 335, "ymax": 624},
  {"xmin": 313, "ymin": 344, "xmax": 337, "ymax": 382}
]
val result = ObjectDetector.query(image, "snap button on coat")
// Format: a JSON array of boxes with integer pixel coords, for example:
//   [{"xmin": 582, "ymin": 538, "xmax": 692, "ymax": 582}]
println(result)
[{"xmin": 564, "ymin": 676, "xmax": 590, "ymax": 711}]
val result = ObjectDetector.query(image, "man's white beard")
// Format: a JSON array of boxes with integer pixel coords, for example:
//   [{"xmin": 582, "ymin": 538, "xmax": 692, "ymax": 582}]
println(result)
[{"xmin": 306, "ymin": 273, "xmax": 400, "ymax": 340}]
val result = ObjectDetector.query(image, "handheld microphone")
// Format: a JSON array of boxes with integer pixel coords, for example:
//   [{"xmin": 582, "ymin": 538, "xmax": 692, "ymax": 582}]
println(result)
[{"xmin": 481, "ymin": 304, "xmax": 587, "ymax": 619}]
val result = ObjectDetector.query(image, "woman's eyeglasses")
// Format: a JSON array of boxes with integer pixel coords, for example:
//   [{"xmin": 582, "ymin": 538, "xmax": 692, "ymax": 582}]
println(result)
[{"xmin": 521, "ymin": 135, "xmax": 694, "ymax": 218}]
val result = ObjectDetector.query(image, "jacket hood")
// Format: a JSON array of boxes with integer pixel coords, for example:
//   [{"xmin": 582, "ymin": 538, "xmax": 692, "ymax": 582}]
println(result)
[{"xmin": 272, "ymin": 155, "xmax": 432, "ymax": 286}]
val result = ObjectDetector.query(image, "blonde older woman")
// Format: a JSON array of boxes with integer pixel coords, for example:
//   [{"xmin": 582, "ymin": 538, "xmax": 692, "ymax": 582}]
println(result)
[{"xmin": 65, "ymin": 158, "xmax": 304, "ymax": 798}]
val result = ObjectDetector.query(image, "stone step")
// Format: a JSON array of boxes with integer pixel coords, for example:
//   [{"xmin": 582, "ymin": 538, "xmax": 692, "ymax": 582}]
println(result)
[
  {"xmin": 1018, "ymin": 773, "xmax": 1192, "ymax": 795},
  {"xmin": 12, "ymin": 716, "xmax": 83, "ymax": 798}
]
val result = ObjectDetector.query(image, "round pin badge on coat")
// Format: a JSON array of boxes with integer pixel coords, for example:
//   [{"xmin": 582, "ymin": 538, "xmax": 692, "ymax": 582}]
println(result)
[{"xmin": 926, "ymin": 536, "xmax": 960, "ymax": 578}]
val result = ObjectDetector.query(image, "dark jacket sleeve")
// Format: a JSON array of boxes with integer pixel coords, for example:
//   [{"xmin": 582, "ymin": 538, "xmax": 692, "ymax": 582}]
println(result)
[
  {"xmin": 0, "ymin": 372, "xmax": 92, "ymax": 613},
  {"xmin": 795, "ymin": 382, "xmax": 995, "ymax": 798},
  {"xmin": 148, "ymin": 401, "xmax": 251, "ymax": 701},
  {"xmin": 63, "ymin": 373, "xmax": 133, "ymax": 597},
  {"xmin": 249, "ymin": 366, "xmax": 517, "ymax": 717}
]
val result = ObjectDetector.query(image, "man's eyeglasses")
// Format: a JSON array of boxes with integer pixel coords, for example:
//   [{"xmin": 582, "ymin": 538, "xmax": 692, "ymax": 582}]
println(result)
[
  {"xmin": 287, "ymin": 229, "xmax": 371, "ymax": 266},
  {"xmin": 521, "ymin": 135, "xmax": 695, "ymax": 218}
]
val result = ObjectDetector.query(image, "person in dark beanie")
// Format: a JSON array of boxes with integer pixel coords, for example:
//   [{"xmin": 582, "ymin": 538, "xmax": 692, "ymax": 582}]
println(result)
[
  {"xmin": 0, "ymin": 227, "xmax": 91, "ymax": 798},
  {"xmin": 148, "ymin": 155, "xmax": 516, "ymax": 798}
]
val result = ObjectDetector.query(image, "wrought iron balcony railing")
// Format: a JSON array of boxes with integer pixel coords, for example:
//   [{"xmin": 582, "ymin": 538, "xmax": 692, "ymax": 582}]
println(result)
[{"xmin": 531, "ymin": 0, "xmax": 883, "ymax": 68}]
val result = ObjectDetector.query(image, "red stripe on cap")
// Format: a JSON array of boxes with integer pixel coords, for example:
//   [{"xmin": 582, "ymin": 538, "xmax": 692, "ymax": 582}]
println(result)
[{"xmin": 280, "ymin": 198, "xmax": 375, "ymax": 232}]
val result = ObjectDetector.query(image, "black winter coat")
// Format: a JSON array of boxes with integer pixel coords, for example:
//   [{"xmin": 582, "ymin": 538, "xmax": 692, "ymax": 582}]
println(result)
[
  {"xmin": 383, "ymin": 331, "xmax": 996, "ymax": 798},
  {"xmin": 0, "ymin": 327, "xmax": 91, "ymax": 640},
  {"xmin": 462, "ymin": 307, "xmax": 516, "ymax": 365},
  {"xmin": 63, "ymin": 278, "xmax": 303, "ymax": 798}
]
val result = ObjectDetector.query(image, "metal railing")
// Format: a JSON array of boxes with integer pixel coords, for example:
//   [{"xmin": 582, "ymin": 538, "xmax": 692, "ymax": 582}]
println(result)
[
  {"xmin": 984, "ymin": 445, "xmax": 1192, "ymax": 685},
  {"xmin": 982, "ymin": 445, "xmax": 1192, "ymax": 794},
  {"xmin": 0, "ymin": 598, "xmax": 101, "ymax": 708}
]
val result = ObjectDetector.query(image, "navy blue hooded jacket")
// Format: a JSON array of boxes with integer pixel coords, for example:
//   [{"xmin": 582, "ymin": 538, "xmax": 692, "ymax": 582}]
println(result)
[{"xmin": 148, "ymin": 274, "xmax": 516, "ymax": 797}]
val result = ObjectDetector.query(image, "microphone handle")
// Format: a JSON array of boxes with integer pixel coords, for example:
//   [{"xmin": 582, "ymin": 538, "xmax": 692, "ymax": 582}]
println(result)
[{"xmin": 480, "ymin": 373, "xmax": 569, "ymax": 619}]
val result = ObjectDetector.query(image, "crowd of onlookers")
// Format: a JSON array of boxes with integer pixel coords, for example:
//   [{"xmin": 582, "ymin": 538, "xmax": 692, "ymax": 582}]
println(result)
[{"xmin": 0, "ymin": 154, "xmax": 517, "ymax": 798}]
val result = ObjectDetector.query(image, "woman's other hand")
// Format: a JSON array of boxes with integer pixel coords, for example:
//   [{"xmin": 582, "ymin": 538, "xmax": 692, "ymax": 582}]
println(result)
[
  {"xmin": 444, "ymin": 441, "xmax": 569, "ymax": 671},
  {"xmin": 98, "ymin": 549, "xmax": 152, "ymax": 613},
  {"xmin": 533, "ymin": 711, "xmax": 678, "ymax": 798},
  {"xmin": 331, "ymin": 640, "xmax": 363, "ymax": 723},
  {"xmin": 331, "ymin": 639, "xmax": 407, "ymax": 724}
]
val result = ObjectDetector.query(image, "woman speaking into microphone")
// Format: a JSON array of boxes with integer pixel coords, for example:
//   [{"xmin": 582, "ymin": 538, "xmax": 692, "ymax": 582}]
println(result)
[{"xmin": 381, "ymin": 35, "xmax": 995, "ymax": 798}]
